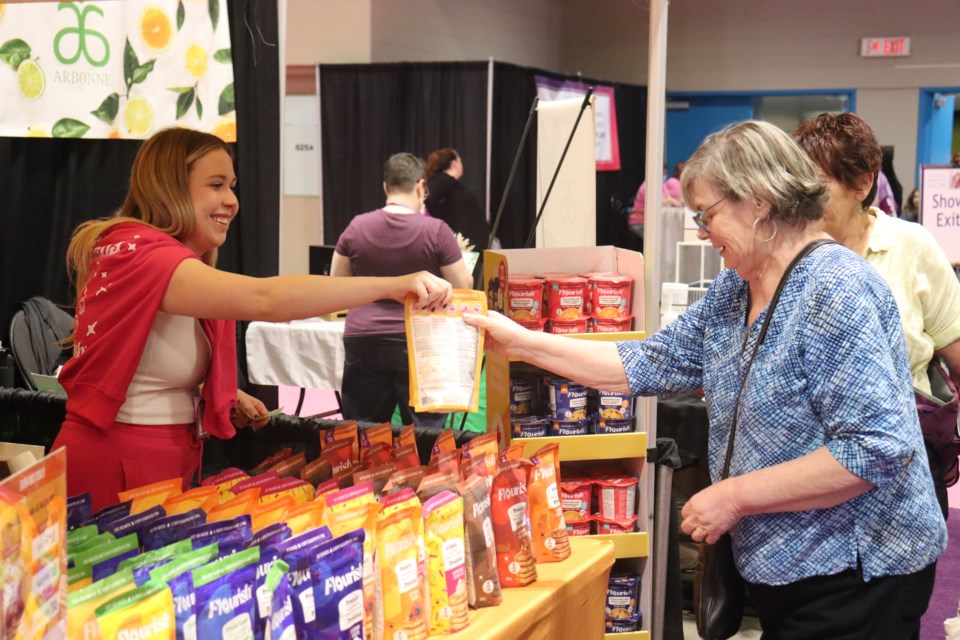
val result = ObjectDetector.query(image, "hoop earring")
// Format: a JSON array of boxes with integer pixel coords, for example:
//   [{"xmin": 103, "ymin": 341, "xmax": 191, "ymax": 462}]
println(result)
[{"xmin": 753, "ymin": 217, "xmax": 777, "ymax": 243}]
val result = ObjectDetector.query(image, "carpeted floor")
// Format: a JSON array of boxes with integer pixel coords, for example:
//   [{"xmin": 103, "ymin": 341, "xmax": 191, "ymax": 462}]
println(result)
[{"xmin": 921, "ymin": 482, "xmax": 960, "ymax": 640}]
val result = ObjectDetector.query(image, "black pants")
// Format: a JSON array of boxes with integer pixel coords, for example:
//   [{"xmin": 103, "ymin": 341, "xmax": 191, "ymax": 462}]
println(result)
[
  {"xmin": 341, "ymin": 335, "xmax": 448, "ymax": 429},
  {"xmin": 747, "ymin": 561, "xmax": 937, "ymax": 640}
]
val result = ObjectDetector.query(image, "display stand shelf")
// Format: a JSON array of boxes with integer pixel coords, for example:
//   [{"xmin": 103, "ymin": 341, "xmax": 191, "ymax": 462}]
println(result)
[
  {"xmin": 605, "ymin": 630, "xmax": 649, "ymax": 640},
  {"xmin": 513, "ymin": 432, "xmax": 647, "ymax": 461},
  {"xmin": 593, "ymin": 531, "xmax": 649, "ymax": 559}
]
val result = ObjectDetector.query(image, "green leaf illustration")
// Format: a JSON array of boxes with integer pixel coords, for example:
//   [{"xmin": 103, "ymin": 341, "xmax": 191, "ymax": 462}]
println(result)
[
  {"xmin": 196, "ymin": 95, "xmax": 204, "ymax": 120},
  {"xmin": 176, "ymin": 0, "xmax": 185, "ymax": 31},
  {"xmin": 217, "ymin": 83, "xmax": 234, "ymax": 115},
  {"xmin": 90, "ymin": 93, "xmax": 120, "ymax": 124},
  {"xmin": 176, "ymin": 87, "xmax": 196, "ymax": 120},
  {"xmin": 208, "ymin": 0, "xmax": 219, "ymax": 31},
  {"xmin": 213, "ymin": 48, "xmax": 231, "ymax": 64},
  {"xmin": 123, "ymin": 38, "xmax": 139, "ymax": 93},
  {"xmin": 52, "ymin": 118, "xmax": 90, "ymax": 138},
  {"xmin": 0, "ymin": 39, "xmax": 31, "ymax": 70},
  {"xmin": 167, "ymin": 86, "xmax": 194, "ymax": 94},
  {"xmin": 131, "ymin": 60, "xmax": 155, "ymax": 86}
]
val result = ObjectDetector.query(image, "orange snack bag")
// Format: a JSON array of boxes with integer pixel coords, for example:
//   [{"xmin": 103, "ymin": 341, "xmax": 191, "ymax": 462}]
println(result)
[
  {"xmin": 161, "ymin": 486, "xmax": 219, "ymax": 516},
  {"xmin": 395, "ymin": 424, "xmax": 418, "ymax": 453},
  {"xmin": 431, "ymin": 430, "xmax": 457, "ymax": 463},
  {"xmin": 352, "ymin": 462, "xmax": 398, "ymax": 498},
  {"xmin": 528, "ymin": 444, "xmax": 571, "ymax": 563},
  {"xmin": 416, "ymin": 470, "xmax": 461, "ymax": 504},
  {"xmin": 375, "ymin": 505, "xmax": 427, "ymax": 640},
  {"xmin": 491, "ymin": 458, "xmax": 537, "ymax": 587},
  {"xmin": 200, "ymin": 468, "xmax": 249, "ymax": 502},
  {"xmin": 284, "ymin": 500, "xmax": 324, "ymax": 536},
  {"xmin": 392, "ymin": 444, "xmax": 421, "ymax": 470},
  {"xmin": 422, "ymin": 491, "xmax": 469, "ymax": 634},
  {"xmin": 382, "ymin": 466, "xmax": 430, "ymax": 496},
  {"xmin": 327, "ymin": 502, "xmax": 380, "ymax": 640},
  {"xmin": 462, "ymin": 432, "xmax": 500, "ymax": 478},
  {"xmin": 118, "ymin": 477, "xmax": 182, "ymax": 515},
  {"xmin": 259, "ymin": 477, "xmax": 315, "ymax": 504},
  {"xmin": 207, "ymin": 487, "xmax": 260, "ymax": 523},
  {"xmin": 228, "ymin": 472, "xmax": 281, "ymax": 498},
  {"xmin": 380, "ymin": 488, "xmax": 419, "ymax": 517},
  {"xmin": 499, "ymin": 443, "xmax": 527, "ymax": 462},
  {"xmin": 300, "ymin": 456, "xmax": 333, "ymax": 487},
  {"xmin": 325, "ymin": 481, "xmax": 375, "ymax": 516},
  {"xmin": 312, "ymin": 478, "xmax": 340, "ymax": 507},
  {"xmin": 249, "ymin": 495, "xmax": 296, "ymax": 532},
  {"xmin": 267, "ymin": 451, "xmax": 307, "ymax": 478},
  {"xmin": 320, "ymin": 421, "xmax": 360, "ymax": 462},
  {"xmin": 361, "ymin": 443, "xmax": 393, "ymax": 470},
  {"xmin": 430, "ymin": 449, "xmax": 461, "ymax": 475},
  {"xmin": 360, "ymin": 422, "xmax": 394, "ymax": 459},
  {"xmin": 320, "ymin": 440, "xmax": 356, "ymax": 488},
  {"xmin": 251, "ymin": 447, "xmax": 292, "ymax": 475}
]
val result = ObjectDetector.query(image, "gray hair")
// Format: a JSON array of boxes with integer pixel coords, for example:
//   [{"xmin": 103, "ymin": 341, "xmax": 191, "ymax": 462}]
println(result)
[
  {"xmin": 383, "ymin": 152, "xmax": 425, "ymax": 194},
  {"xmin": 680, "ymin": 120, "xmax": 827, "ymax": 226}
]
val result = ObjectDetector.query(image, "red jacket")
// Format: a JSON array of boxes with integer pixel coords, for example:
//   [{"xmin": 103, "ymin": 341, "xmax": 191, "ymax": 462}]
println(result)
[{"xmin": 59, "ymin": 222, "xmax": 237, "ymax": 438}]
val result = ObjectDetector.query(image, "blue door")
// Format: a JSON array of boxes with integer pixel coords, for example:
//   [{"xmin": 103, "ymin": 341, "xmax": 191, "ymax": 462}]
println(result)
[
  {"xmin": 666, "ymin": 95, "xmax": 753, "ymax": 174},
  {"xmin": 917, "ymin": 88, "xmax": 957, "ymax": 182}
]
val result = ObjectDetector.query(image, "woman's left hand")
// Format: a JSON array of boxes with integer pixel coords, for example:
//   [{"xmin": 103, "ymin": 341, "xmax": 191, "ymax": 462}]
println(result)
[
  {"xmin": 231, "ymin": 389, "xmax": 270, "ymax": 429},
  {"xmin": 680, "ymin": 479, "xmax": 743, "ymax": 545}
]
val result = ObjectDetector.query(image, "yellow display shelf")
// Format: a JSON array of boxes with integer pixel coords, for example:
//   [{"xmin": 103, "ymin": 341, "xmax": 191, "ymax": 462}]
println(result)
[
  {"xmin": 604, "ymin": 630, "xmax": 649, "ymax": 640},
  {"xmin": 513, "ymin": 431, "xmax": 647, "ymax": 461},
  {"xmin": 591, "ymin": 531, "xmax": 649, "ymax": 558}
]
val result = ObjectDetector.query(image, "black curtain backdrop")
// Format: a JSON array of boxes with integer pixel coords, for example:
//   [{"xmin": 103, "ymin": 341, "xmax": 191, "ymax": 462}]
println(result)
[
  {"xmin": 0, "ymin": 0, "xmax": 280, "ymax": 351},
  {"xmin": 319, "ymin": 62, "xmax": 489, "ymax": 245},
  {"xmin": 319, "ymin": 61, "xmax": 646, "ymax": 252}
]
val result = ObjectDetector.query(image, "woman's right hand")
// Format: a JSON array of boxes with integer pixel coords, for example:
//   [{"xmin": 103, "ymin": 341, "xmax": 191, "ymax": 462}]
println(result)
[
  {"xmin": 393, "ymin": 271, "xmax": 453, "ymax": 309},
  {"xmin": 462, "ymin": 310, "xmax": 530, "ymax": 357}
]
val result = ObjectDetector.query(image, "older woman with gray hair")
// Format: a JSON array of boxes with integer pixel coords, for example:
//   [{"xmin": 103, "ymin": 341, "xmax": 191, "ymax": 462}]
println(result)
[{"xmin": 465, "ymin": 121, "xmax": 945, "ymax": 638}]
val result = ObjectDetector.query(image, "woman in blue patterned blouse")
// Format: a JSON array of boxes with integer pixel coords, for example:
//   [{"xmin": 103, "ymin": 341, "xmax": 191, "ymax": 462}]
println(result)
[{"xmin": 464, "ymin": 121, "xmax": 946, "ymax": 639}]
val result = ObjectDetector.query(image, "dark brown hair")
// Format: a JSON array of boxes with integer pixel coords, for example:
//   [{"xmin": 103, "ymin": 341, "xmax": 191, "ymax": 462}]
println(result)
[
  {"xmin": 793, "ymin": 113, "xmax": 882, "ymax": 209},
  {"xmin": 425, "ymin": 148, "xmax": 458, "ymax": 179}
]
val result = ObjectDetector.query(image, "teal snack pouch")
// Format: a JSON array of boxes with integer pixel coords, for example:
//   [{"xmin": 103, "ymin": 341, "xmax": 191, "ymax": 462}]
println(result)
[
  {"xmin": 309, "ymin": 529, "xmax": 365, "ymax": 640},
  {"xmin": 267, "ymin": 560, "xmax": 295, "ymax": 640},
  {"xmin": 102, "ymin": 504, "xmax": 167, "ymax": 540},
  {"xmin": 194, "ymin": 547, "xmax": 260, "ymax": 639},
  {"xmin": 186, "ymin": 514, "xmax": 253, "ymax": 556},
  {"xmin": 68, "ymin": 492, "xmax": 93, "ymax": 530},
  {"xmin": 143, "ymin": 508, "xmax": 207, "ymax": 551}
]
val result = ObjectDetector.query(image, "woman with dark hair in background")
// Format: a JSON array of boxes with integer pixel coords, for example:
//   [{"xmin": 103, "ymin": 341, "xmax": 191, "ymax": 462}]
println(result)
[{"xmin": 425, "ymin": 148, "xmax": 490, "ymax": 254}]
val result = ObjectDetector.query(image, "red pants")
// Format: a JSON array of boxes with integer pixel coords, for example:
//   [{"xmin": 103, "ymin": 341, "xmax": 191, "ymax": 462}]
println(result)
[{"xmin": 53, "ymin": 420, "xmax": 201, "ymax": 513}]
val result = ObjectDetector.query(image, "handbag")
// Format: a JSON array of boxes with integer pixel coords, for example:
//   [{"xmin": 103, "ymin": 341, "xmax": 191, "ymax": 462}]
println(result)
[
  {"xmin": 693, "ymin": 239, "xmax": 834, "ymax": 640},
  {"xmin": 915, "ymin": 357, "xmax": 960, "ymax": 487}
]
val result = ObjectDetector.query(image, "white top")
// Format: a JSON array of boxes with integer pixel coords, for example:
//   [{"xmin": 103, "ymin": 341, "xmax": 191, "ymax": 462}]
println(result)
[
  {"xmin": 864, "ymin": 207, "xmax": 960, "ymax": 395},
  {"xmin": 116, "ymin": 312, "xmax": 211, "ymax": 424}
]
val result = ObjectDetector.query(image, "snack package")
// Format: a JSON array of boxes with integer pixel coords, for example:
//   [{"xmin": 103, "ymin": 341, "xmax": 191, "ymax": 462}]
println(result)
[
  {"xmin": 375, "ymin": 505, "xmax": 427, "ymax": 640},
  {"xmin": 201, "ymin": 467, "xmax": 250, "ymax": 497},
  {"xmin": 360, "ymin": 422, "xmax": 394, "ymax": 459},
  {"xmin": 391, "ymin": 444, "xmax": 421, "ymax": 471},
  {"xmin": 67, "ymin": 567, "xmax": 135, "ymax": 640},
  {"xmin": 207, "ymin": 487, "xmax": 262, "ymax": 523},
  {"xmin": 416, "ymin": 470, "xmax": 461, "ymax": 504},
  {"xmin": 321, "ymin": 440, "xmax": 357, "ymax": 488},
  {"xmin": 193, "ymin": 547, "xmax": 260, "ymax": 639},
  {"xmin": 320, "ymin": 421, "xmax": 360, "ymax": 463},
  {"xmin": 310, "ymin": 530, "xmax": 366, "ymax": 639},
  {"xmin": 360, "ymin": 443, "xmax": 393, "ymax": 470},
  {"xmin": 72, "ymin": 533, "xmax": 140, "ymax": 576},
  {"xmin": 283, "ymin": 502, "xmax": 324, "ymax": 537},
  {"xmin": 185, "ymin": 515, "xmax": 253, "ymax": 557},
  {"xmin": 325, "ymin": 482, "xmax": 375, "ymax": 516},
  {"xmin": 248, "ymin": 522, "xmax": 292, "ymax": 551},
  {"xmin": 68, "ymin": 526, "xmax": 111, "ymax": 555},
  {"xmin": 300, "ymin": 456, "xmax": 333, "ymax": 488},
  {"xmin": 230, "ymin": 473, "xmax": 282, "ymax": 498},
  {"xmin": 430, "ymin": 430, "xmax": 457, "ymax": 462},
  {"xmin": 429, "ymin": 449, "xmax": 461, "ymax": 476},
  {"xmin": 68, "ymin": 492, "xmax": 93, "ymax": 531},
  {"xmin": 312, "ymin": 479, "xmax": 340, "ymax": 511},
  {"xmin": 161, "ymin": 486, "xmax": 219, "ymax": 516},
  {"xmin": 118, "ymin": 539, "xmax": 193, "ymax": 584},
  {"xmin": 325, "ymin": 503, "xmax": 379, "ymax": 639},
  {"xmin": 405, "ymin": 289, "xmax": 487, "ymax": 412},
  {"xmin": 461, "ymin": 432, "xmax": 499, "ymax": 479},
  {"xmin": 141, "ymin": 509, "xmax": 207, "ymax": 551},
  {"xmin": 250, "ymin": 495, "xmax": 296, "ymax": 533},
  {"xmin": 381, "ymin": 466, "xmax": 430, "ymax": 496},
  {"xmin": 92, "ymin": 548, "xmax": 140, "ymax": 582},
  {"xmin": 394, "ymin": 425, "xmax": 418, "ymax": 456},
  {"xmin": 499, "ymin": 443, "xmax": 526, "ymax": 462},
  {"xmin": 491, "ymin": 458, "xmax": 537, "ymax": 587},
  {"xmin": 269, "ymin": 452, "xmax": 308, "ymax": 479},
  {"xmin": 259, "ymin": 478, "xmax": 316, "ymax": 505},
  {"xmin": 457, "ymin": 475, "xmax": 502, "ymax": 608},
  {"xmin": 94, "ymin": 580, "xmax": 175, "ymax": 640},
  {"xmin": 251, "ymin": 448, "xmax": 293, "ymax": 476},
  {"xmin": 101, "ymin": 505, "xmax": 166, "ymax": 541},
  {"xmin": 352, "ymin": 462, "xmax": 398, "ymax": 498},
  {"xmin": 528, "ymin": 444, "xmax": 571, "ymax": 563},
  {"xmin": 265, "ymin": 560, "xmax": 294, "ymax": 640},
  {"xmin": 117, "ymin": 477, "xmax": 182, "ymax": 515},
  {"xmin": 92, "ymin": 501, "xmax": 133, "ymax": 531},
  {"xmin": 422, "ymin": 491, "xmax": 469, "ymax": 635},
  {"xmin": 147, "ymin": 543, "xmax": 219, "ymax": 639}
]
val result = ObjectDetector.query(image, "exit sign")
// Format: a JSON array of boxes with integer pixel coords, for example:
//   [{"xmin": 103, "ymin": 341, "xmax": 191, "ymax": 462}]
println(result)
[{"xmin": 860, "ymin": 37, "xmax": 910, "ymax": 57}]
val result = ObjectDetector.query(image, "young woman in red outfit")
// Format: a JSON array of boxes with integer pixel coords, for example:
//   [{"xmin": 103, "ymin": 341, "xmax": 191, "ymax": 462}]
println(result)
[{"xmin": 53, "ymin": 128, "xmax": 452, "ymax": 511}]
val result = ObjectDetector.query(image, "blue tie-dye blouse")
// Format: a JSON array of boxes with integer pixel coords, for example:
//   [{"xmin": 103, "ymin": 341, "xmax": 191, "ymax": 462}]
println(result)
[{"xmin": 618, "ymin": 243, "xmax": 946, "ymax": 585}]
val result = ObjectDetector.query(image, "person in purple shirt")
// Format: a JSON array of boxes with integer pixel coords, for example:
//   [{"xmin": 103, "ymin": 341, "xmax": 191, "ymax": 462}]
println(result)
[{"xmin": 331, "ymin": 153, "xmax": 473, "ymax": 427}]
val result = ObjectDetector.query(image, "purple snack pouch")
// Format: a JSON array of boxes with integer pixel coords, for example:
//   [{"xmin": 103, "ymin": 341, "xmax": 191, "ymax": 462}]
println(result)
[
  {"xmin": 68, "ymin": 492, "xmax": 92, "ymax": 530},
  {"xmin": 266, "ymin": 560, "xmax": 295, "ymax": 640},
  {"xmin": 101, "ymin": 505, "xmax": 166, "ymax": 541},
  {"xmin": 194, "ymin": 547, "xmax": 260, "ymax": 639},
  {"xmin": 275, "ymin": 525, "xmax": 333, "ymax": 557},
  {"xmin": 278, "ymin": 527, "xmax": 334, "ymax": 636},
  {"xmin": 91, "ymin": 548, "xmax": 139, "ymax": 582},
  {"xmin": 247, "ymin": 522, "xmax": 292, "ymax": 551},
  {"xmin": 186, "ymin": 514, "xmax": 253, "ymax": 557},
  {"xmin": 250, "ymin": 524, "xmax": 293, "ymax": 640},
  {"xmin": 142, "ymin": 508, "xmax": 207, "ymax": 551},
  {"xmin": 309, "ymin": 530, "xmax": 365, "ymax": 640},
  {"xmin": 91, "ymin": 500, "xmax": 133, "ymax": 531}
]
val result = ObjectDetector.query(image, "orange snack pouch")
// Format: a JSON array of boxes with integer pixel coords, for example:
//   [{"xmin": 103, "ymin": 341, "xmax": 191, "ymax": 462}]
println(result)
[
  {"xmin": 284, "ymin": 501, "xmax": 324, "ymax": 536},
  {"xmin": 528, "ymin": 444, "xmax": 571, "ymax": 563},
  {"xmin": 251, "ymin": 447, "xmax": 292, "ymax": 476},
  {"xmin": 462, "ymin": 432, "xmax": 500, "ymax": 478},
  {"xmin": 430, "ymin": 430, "xmax": 457, "ymax": 462},
  {"xmin": 320, "ymin": 440, "xmax": 356, "ymax": 488},
  {"xmin": 327, "ymin": 502, "xmax": 380, "ymax": 640},
  {"xmin": 325, "ymin": 481, "xmax": 375, "ymax": 516},
  {"xmin": 206, "ymin": 487, "xmax": 260, "ymax": 523},
  {"xmin": 352, "ymin": 462, "xmax": 399, "ymax": 498},
  {"xmin": 320, "ymin": 421, "xmax": 360, "ymax": 462},
  {"xmin": 491, "ymin": 458, "xmax": 537, "ymax": 587},
  {"xmin": 249, "ymin": 495, "xmax": 296, "ymax": 532},
  {"xmin": 118, "ymin": 477, "xmax": 182, "ymax": 515},
  {"xmin": 375, "ymin": 505, "xmax": 427, "ymax": 640},
  {"xmin": 422, "ymin": 491, "xmax": 469, "ymax": 634},
  {"xmin": 161, "ymin": 486, "xmax": 219, "ymax": 516},
  {"xmin": 382, "ymin": 466, "xmax": 430, "ymax": 496},
  {"xmin": 267, "ymin": 451, "xmax": 307, "ymax": 478},
  {"xmin": 360, "ymin": 422, "xmax": 394, "ymax": 459},
  {"xmin": 395, "ymin": 424, "xmax": 418, "ymax": 453},
  {"xmin": 299, "ymin": 456, "xmax": 333, "ymax": 487},
  {"xmin": 392, "ymin": 444, "xmax": 421, "ymax": 470},
  {"xmin": 416, "ymin": 470, "xmax": 461, "ymax": 504}
]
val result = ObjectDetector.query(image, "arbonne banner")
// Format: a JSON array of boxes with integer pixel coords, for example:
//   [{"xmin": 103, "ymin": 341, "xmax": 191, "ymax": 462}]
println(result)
[{"xmin": 0, "ymin": 0, "xmax": 235, "ymax": 140}]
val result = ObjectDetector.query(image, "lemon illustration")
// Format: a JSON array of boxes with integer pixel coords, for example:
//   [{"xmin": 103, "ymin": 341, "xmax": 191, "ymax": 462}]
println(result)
[
  {"xmin": 139, "ymin": 4, "xmax": 172, "ymax": 52},
  {"xmin": 185, "ymin": 44, "xmax": 207, "ymax": 78},
  {"xmin": 27, "ymin": 127, "xmax": 50, "ymax": 138},
  {"xmin": 124, "ymin": 97, "xmax": 154, "ymax": 137},
  {"xmin": 18, "ymin": 59, "xmax": 44, "ymax": 101}
]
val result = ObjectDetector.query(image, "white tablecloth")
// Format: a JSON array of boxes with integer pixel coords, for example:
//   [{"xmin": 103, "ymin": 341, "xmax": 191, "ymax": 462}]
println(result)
[{"xmin": 245, "ymin": 318, "xmax": 345, "ymax": 389}]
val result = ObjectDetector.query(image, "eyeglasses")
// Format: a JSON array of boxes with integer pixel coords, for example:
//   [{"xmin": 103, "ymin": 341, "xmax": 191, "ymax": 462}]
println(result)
[{"xmin": 691, "ymin": 196, "xmax": 728, "ymax": 233}]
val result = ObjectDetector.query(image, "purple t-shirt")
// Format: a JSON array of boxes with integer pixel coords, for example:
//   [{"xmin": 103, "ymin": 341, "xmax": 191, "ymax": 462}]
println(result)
[{"xmin": 336, "ymin": 208, "xmax": 462, "ymax": 336}]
